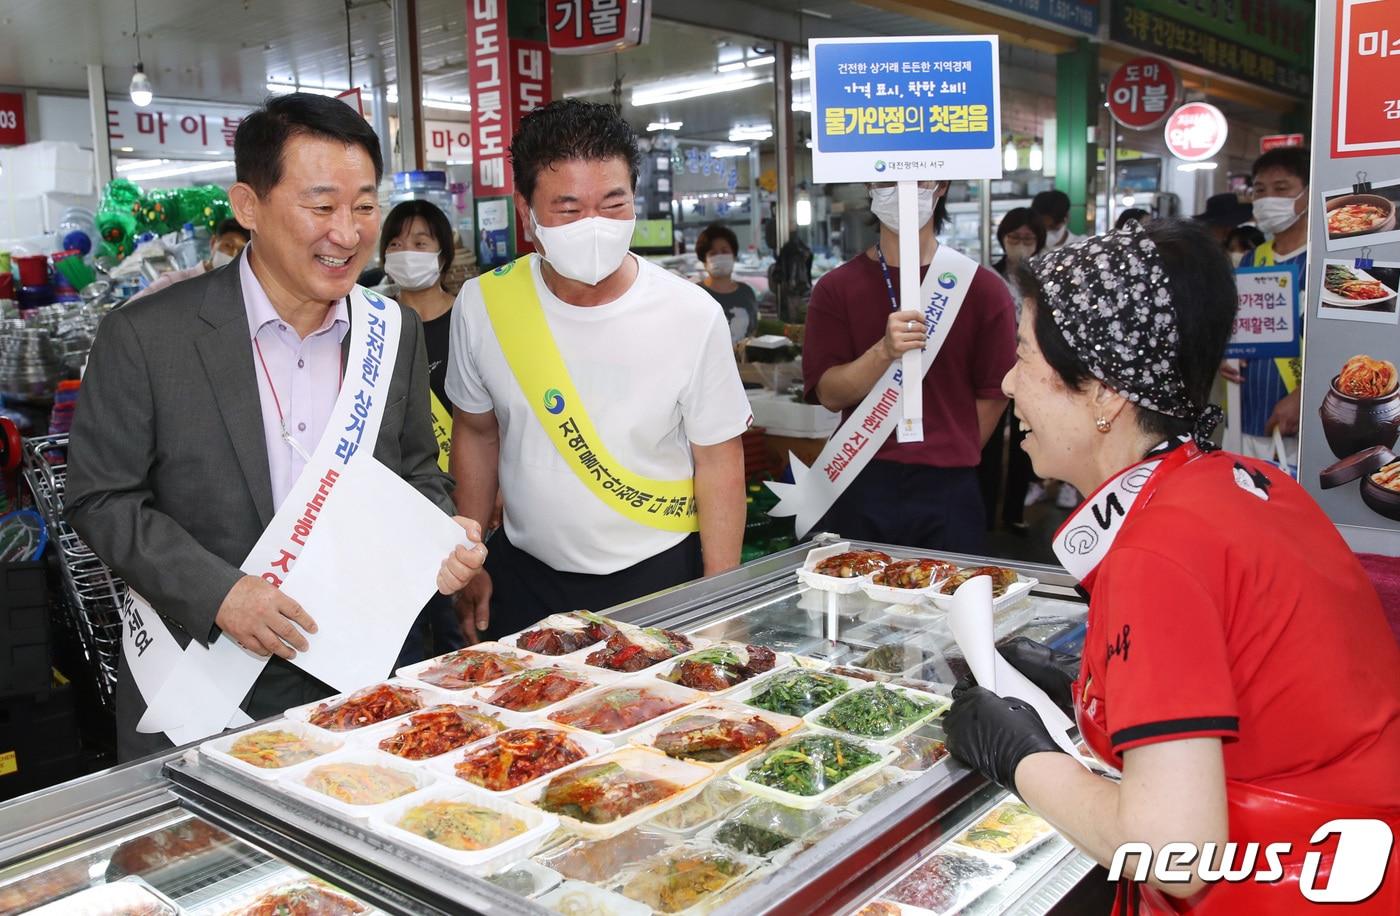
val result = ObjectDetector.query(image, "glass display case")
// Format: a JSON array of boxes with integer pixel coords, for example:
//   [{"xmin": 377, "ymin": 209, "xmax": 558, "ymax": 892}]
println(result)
[{"xmin": 0, "ymin": 540, "xmax": 1101, "ymax": 915}]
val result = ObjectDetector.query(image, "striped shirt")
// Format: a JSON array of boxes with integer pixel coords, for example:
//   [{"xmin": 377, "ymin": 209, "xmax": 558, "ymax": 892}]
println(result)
[{"xmin": 1239, "ymin": 245, "xmax": 1307, "ymax": 437}]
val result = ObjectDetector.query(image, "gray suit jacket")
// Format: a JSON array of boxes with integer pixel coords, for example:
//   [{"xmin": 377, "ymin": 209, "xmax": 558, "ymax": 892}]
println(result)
[{"xmin": 66, "ymin": 249, "xmax": 454, "ymax": 760}]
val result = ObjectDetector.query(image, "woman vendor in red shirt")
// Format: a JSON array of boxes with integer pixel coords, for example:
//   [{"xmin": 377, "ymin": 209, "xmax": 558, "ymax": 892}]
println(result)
[{"xmin": 944, "ymin": 219, "xmax": 1400, "ymax": 914}]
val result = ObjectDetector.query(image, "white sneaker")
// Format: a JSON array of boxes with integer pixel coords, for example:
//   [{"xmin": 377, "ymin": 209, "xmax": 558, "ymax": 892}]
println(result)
[
  {"xmin": 1024, "ymin": 482, "xmax": 1046, "ymax": 507},
  {"xmin": 1056, "ymin": 484, "xmax": 1081, "ymax": 509}
]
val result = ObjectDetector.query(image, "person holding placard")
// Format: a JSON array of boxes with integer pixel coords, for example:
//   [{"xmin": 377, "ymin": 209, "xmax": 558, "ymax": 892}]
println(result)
[
  {"xmin": 67, "ymin": 94, "xmax": 487, "ymax": 761},
  {"xmin": 801, "ymin": 180, "xmax": 1016, "ymax": 552},
  {"xmin": 943, "ymin": 220, "xmax": 1400, "ymax": 914},
  {"xmin": 447, "ymin": 99, "xmax": 751, "ymax": 641}
]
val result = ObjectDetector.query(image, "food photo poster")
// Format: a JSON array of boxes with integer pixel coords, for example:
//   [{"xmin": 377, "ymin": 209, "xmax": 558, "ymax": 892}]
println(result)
[
  {"xmin": 1298, "ymin": 1, "xmax": 1400, "ymax": 550},
  {"xmin": 1317, "ymin": 259, "xmax": 1400, "ymax": 324}
]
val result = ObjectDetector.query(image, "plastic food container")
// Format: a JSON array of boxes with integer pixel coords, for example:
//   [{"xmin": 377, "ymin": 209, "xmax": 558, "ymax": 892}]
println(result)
[
  {"xmin": 395, "ymin": 642, "xmax": 547, "ymax": 693},
  {"xmin": 879, "ymin": 844, "xmax": 1015, "ymax": 916},
  {"xmin": 626, "ymin": 700, "xmax": 803, "ymax": 772},
  {"xmin": 644, "ymin": 778, "xmax": 749, "ymax": 835},
  {"xmin": 580, "ymin": 629, "xmax": 713, "ymax": 675},
  {"xmin": 276, "ymin": 749, "xmax": 437, "ymax": 822},
  {"xmin": 369, "ymin": 783, "xmax": 558, "ymax": 874},
  {"xmin": 196, "ymin": 872, "xmax": 375, "ymax": 915},
  {"xmin": 891, "ymin": 733, "xmax": 950, "ymax": 772},
  {"xmin": 653, "ymin": 643, "xmax": 794, "ymax": 697},
  {"xmin": 26, "ymin": 876, "xmax": 180, "ymax": 916},
  {"xmin": 728, "ymin": 733, "xmax": 899, "ymax": 811},
  {"xmin": 805, "ymin": 683, "xmax": 951, "ymax": 744},
  {"xmin": 429, "ymin": 726, "xmax": 614, "ymax": 796},
  {"xmin": 537, "ymin": 880, "xmax": 652, "ymax": 916},
  {"xmin": 200, "ymin": 719, "xmax": 344, "ymax": 781},
  {"xmin": 795, "ymin": 541, "xmax": 888, "ymax": 594},
  {"xmin": 349, "ymin": 702, "xmax": 529, "ymax": 763},
  {"xmin": 521, "ymin": 746, "xmax": 715, "ymax": 840},
  {"xmin": 700, "ymin": 798, "xmax": 827, "ymax": 861},
  {"xmin": 484, "ymin": 859, "xmax": 563, "ymax": 899},
  {"xmin": 613, "ymin": 841, "xmax": 758, "ymax": 915},
  {"xmin": 928, "ymin": 573, "xmax": 1038, "ymax": 611},
  {"xmin": 537, "ymin": 827, "xmax": 673, "ymax": 885},
  {"xmin": 471, "ymin": 665, "xmax": 618, "ymax": 718},
  {"xmin": 285, "ymin": 681, "xmax": 433, "ymax": 736},
  {"xmin": 829, "ymin": 766, "xmax": 911, "ymax": 812},
  {"xmin": 730, "ymin": 668, "xmax": 863, "ymax": 718},
  {"xmin": 545, "ymin": 678, "xmax": 705, "ymax": 741},
  {"xmin": 948, "ymin": 798, "xmax": 1057, "ymax": 859},
  {"xmin": 499, "ymin": 612, "xmax": 618, "ymax": 661},
  {"xmin": 857, "ymin": 558, "xmax": 959, "ymax": 605}
]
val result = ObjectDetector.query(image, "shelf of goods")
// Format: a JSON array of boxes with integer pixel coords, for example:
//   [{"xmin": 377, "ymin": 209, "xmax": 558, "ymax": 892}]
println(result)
[{"xmin": 0, "ymin": 541, "xmax": 1100, "ymax": 915}]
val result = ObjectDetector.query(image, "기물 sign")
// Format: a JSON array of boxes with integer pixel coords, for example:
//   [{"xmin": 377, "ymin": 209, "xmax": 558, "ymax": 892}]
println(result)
[{"xmin": 548, "ymin": 0, "xmax": 650, "ymax": 55}]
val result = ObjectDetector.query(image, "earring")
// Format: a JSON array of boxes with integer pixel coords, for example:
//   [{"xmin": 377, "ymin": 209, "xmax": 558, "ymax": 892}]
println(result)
[{"xmin": 1095, "ymin": 416, "xmax": 1112, "ymax": 433}]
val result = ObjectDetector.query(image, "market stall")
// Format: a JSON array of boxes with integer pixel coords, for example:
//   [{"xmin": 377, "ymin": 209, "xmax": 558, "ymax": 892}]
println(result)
[{"xmin": 0, "ymin": 541, "xmax": 1098, "ymax": 915}]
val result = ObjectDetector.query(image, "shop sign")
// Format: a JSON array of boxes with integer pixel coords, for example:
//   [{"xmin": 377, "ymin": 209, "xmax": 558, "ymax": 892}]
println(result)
[
  {"xmin": 511, "ymin": 40, "xmax": 552, "ymax": 133},
  {"xmin": 1226, "ymin": 264, "xmax": 1301, "ymax": 359},
  {"xmin": 970, "ymin": 0, "xmax": 1097, "ymax": 34},
  {"xmin": 106, "ymin": 98, "xmax": 244, "ymax": 157},
  {"xmin": 0, "ymin": 92, "xmax": 25, "ymax": 146},
  {"xmin": 808, "ymin": 35, "xmax": 1002, "ymax": 184},
  {"xmin": 1259, "ymin": 132, "xmax": 1305, "ymax": 153},
  {"xmin": 466, "ymin": 0, "xmax": 514, "ymax": 196},
  {"xmin": 1107, "ymin": 56, "xmax": 1179, "ymax": 130},
  {"xmin": 1332, "ymin": 0, "xmax": 1400, "ymax": 158},
  {"xmin": 1110, "ymin": 0, "xmax": 1312, "ymax": 98},
  {"xmin": 548, "ymin": 0, "xmax": 650, "ymax": 55},
  {"xmin": 424, "ymin": 119, "xmax": 472, "ymax": 163},
  {"xmin": 1164, "ymin": 101, "xmax": 1228, "ymax": 162}
]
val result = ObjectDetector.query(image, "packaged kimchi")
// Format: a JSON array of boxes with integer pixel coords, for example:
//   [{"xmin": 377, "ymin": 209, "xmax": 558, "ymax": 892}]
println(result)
[
  {"xmin": 662, "ymin": 644, "xmax": 776, "ymax": 692},
  {"xmin": 651, "ymin": 711, "xmax": 781, "ymax": 763},
  {"xmin": 413, "ymin": 648, "xmax": 533, "ymax": 690},
  {"xmin": 547, "ymin": 686, "xmax": 689, "ymax": 735},
  {"xmin": 584, "ymin": 627, "xmax": 693, "ymax": 673},
  {"xmin": 515, "ymin": 612, "xmax": 618, "ymax": 656},
  {"xmin": 395, "ymin": 800, "xmax": 527, "ymax": 852},
  {"xmin": 306, "ymin": 684, "xmax": 422, "ymax": 731},
  {"xmin": 377, "ymin": 705, "xmax": 505, "ymax": 760},
  {"xmin": 453, "ymin": 728, "xmax": 591, "ymax": 791},
  {"xmin": 302, "ymin": 762, "xmax": 421, "ymax": 806},
  {"xmin": 478, "ymin": 667, "xmax": 600, "ymax": 713},
  {"xmin": 539, "ymin": 761, "xmax": 682, "ymax": 825}
]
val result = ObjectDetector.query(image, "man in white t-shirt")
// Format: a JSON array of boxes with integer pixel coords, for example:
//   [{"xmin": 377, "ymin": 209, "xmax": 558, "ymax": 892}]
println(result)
[{"xmin": 447, "ymin": 99, "xmax": 752, "ymax": 640}]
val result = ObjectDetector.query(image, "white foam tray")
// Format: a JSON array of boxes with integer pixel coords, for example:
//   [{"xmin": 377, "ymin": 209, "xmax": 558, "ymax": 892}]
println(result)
[
  {"xmin": 368, "ymin": 782, "xmax": 559, "ymax": 874},
  {"xmin": 927, "ymin": 575, "xmax": 1038, "ymax": 611},
  {"xmin": 284, "ymin": 680, "xmax": 442, "ymax": 739},
  {"xmin": 273, "ymin": 748, "xmax": 438, "ymax": 822},
  {"xmin": 795, "ymin": 541, "xmax": 877, "ymax": 594}
]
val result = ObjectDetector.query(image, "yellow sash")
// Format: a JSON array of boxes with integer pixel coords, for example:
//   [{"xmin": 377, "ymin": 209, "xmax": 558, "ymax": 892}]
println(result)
[
  {"xmin": 429, "ymin": 391, "xmax": 452, "ymax": 472},
  {"xmin": 479, "ymin": 256, "xmax": 700, "ymax": 533},
  {"xmin": 1251, "ymin": 241, "xmax": 1302, "ymax": 394}
]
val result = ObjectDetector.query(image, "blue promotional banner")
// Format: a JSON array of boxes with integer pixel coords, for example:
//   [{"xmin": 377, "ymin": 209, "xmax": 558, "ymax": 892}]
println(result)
[
  {"xmin": 1226, "ymin": 264, "xmax": 1302, "ymax": 359},
  {"xmin": 980, "ymin": 0, "xmax": 1098, "ymax": 34},
  {"xmin": 809, "ymin": 36, "xmax": 1002, "ymax": 183}
]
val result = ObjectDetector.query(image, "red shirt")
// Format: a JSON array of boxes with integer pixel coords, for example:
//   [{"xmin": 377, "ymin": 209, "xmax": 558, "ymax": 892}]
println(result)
[
  {"xmin": 802, "ymin": 251, "xmax": 1016, "ymax": 468},
  {"xmin": 1077, "ymin": 450, "xmax": 1400, "ymax": 806}
]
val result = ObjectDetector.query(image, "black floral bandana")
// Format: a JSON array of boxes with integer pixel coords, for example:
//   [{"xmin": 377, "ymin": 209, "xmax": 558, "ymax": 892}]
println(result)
[{"xmin": 1028, "ymin": 222, "xmax": 1222, "ymax": 449}]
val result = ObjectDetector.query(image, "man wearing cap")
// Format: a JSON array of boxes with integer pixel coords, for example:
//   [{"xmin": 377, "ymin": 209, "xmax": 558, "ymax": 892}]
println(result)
[{"xmin": 1192, "ymin": 192, "xmax": 1255, "ymax": 246}]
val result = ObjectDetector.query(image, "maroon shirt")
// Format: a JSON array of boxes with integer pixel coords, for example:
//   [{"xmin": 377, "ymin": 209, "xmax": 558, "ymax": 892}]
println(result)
[{"xmin": 802, "ymin": 251, "xmax": 1016, "ymax": 468}]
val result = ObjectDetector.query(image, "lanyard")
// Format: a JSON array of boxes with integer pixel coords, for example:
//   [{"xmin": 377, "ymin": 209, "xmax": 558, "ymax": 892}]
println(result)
[
  {"xmin": 873, "ymin": 243, "xmax": 901, "ymax": 312},
  {"xmin": 252, "ymin": 335, "xmax": 347, "ymax": 464}
]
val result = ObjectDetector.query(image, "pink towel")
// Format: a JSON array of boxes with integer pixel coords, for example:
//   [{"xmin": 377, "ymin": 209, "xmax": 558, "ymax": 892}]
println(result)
[{"xmin": 1358, "ymin": 553, "xmax": 1400, "ymax": 645}]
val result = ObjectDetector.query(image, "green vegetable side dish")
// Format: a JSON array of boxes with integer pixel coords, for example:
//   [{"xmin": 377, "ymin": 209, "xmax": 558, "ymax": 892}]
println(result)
[
  {"xmin": 745, "ymin": 671, "xmax": 851, "ymax": 717},
  {"xmin": 714, "ymin": 820, "xmax": 794, "ymax": 857},
  {"xmin": 817, "ymin": 685, "xmax": 941, "ymax": 738},
  {"xmin": 745, "ymin": 735, "xmax": 882, "ymax": 796}
]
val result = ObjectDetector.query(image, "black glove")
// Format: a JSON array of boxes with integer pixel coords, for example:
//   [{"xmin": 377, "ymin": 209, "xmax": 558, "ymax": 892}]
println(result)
[
  {"xmin": 998, "ymin": 636, "xmax": 1080, "ymax": 717},
  {"xmin": 944, "ymin": 685, "xmax": 1065, "ymax": 795}
]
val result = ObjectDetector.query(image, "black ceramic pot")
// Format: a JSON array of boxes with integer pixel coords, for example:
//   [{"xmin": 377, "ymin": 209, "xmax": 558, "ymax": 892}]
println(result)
[
  {"xmin": 1361, "ymin": 461, "xmax": 1400, "ymax": 522},
  {"xmin": 1318, "ymin": 375, "xmax": 1400, "ymax": 460}
]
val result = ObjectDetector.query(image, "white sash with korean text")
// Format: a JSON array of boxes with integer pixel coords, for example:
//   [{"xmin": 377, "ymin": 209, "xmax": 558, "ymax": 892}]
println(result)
[
  {"xmin": 122, "ymin": 286, "xmax": 402, "ymax": 745},
  {"xmin": 765, "ymin": 245, "xmax": 979, "ymax": 537}
]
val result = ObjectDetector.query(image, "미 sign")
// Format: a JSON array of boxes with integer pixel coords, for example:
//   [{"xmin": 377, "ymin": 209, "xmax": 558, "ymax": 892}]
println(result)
[
  {"xmin": 809, "ymin": 35, "xmax": 1002, "ymax": 183},
  {"xmin": 1332, "ymin": 0, "xmax": 1400, "ymax": 157},
  {"xmin": 1107, "ymin": 56, "xmax": 1179, "ymax": 130},
  {"xmin": 1226, "ymin": 264, "xmax": 1301, "ymax": 359},
  {"xmin": 549, "ymin": 0, "xmax": 650, "ymax": 55}
]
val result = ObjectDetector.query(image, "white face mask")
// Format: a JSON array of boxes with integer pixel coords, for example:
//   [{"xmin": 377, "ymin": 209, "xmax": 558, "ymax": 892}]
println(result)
[
  {"xmin": 1229, "ymin": 250, "xmax": 1246, "ymax": 268},
  {"xmin": 384, "ymin": 250, "xmax": 442, "ymax": 291},
  {"xmin": 706, "ymin": 253, "xmax": 735, "ymax": 278},
  {"xmin": 530, "ymin": 210, "xmax": 636, "ymax": 286},
  {"xmin": 1252, "ymin": 190, "xmax": 1305, "ymax": 236},
  {"xmin": 1004, "ymin": 241, "xmax": 1037, "ymax": 263},
  {"xmin": 1046, "ymin": 224, "xmax": 1069, "ymax": 247},
  {"xmin": 869, "ymin": 186, "xmax": 937, "ymax": 233},
  {"xmin": 210, "ymin": 248, "xmax": 235, "ymax": 269}
]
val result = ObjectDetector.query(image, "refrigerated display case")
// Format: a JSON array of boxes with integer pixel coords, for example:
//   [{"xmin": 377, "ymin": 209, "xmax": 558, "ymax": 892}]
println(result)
[{"xmin": 0, "ymin": 540, "xmax": 1102, "ymax": 915}]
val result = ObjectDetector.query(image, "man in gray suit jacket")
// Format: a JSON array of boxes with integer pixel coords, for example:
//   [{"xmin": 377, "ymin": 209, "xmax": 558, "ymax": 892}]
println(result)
[{"xmin": 67, "ymin": 93, "xmax": 486, "ymax": 761}]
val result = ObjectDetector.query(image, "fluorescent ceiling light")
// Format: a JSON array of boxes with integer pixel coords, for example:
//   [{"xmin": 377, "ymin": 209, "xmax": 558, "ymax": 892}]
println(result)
[
  {"xmin": 423, "ymin": 98, "xmax": 472, "ymax": 112},
  {"xmin": 711, "ymin": 144, "xmax": 751, "ymax": 158},
  {"xmin": 124, "ymin": 160, "xmax": 233, "ymax": 181},
  {"xmin": 729, "ymin": 124, "xmax": 773, "ymax": 142},
  {"xmin": 717, "ymin": 61, "xmax": 747, "ymax": 73},
  {"xmin": 265, "ymin": 81, "xmax": 344, "ymax": 98},
  {"xmin": 647, "ymin": 120, "xmax": 684, "ymax": 132},
  {"xmin": 1176, "ymin": 161, "xmax": 1219, "ymax": 172},
  {"xmin": 117, "ymin": 158, "xmax": 169, "ymax": 172},
  {"xmin": 745, "ymin": 56, "xmax": 775, "ymax": 68},
  {"xmin": 632, "ymin": 74, "xmax": 766, "ymax": 106}
]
